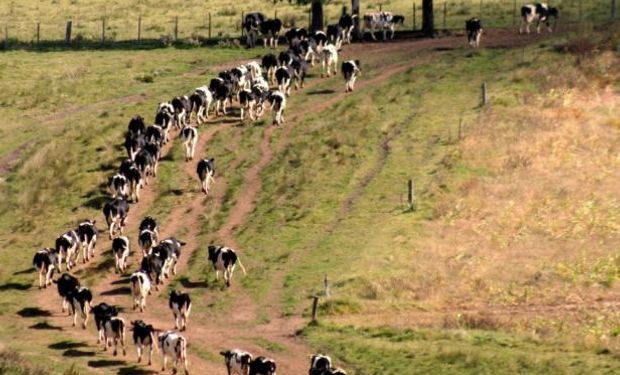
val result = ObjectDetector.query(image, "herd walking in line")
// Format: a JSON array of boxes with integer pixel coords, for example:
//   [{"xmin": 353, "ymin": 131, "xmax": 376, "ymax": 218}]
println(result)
[{"xmin": 29, "ymin": 3, "xmax": 556, "ymax": 374}]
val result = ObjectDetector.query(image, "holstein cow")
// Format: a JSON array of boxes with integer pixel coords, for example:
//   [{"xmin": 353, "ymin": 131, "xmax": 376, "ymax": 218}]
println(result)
[
  {"xmin": 339, "ymin": 14, "xmax": 356, "ymax": 44},
  {"xmin": 210, "ymin": 77, "xmax": 234, "ymax": 116},
  {"xmin": 139, "ymin": 216, "xmax": 159, "ymax": 237},
  {"xmin": 119, "ymin": 159, "xmax": 143, "ymax": 203},
  {"xmin": 156, "ymin": 103, "xmax": 175, "ymax": 144},
  {"xmin": 207, "ymin": 245, "xmax": 247, "ymax": 287},
  {"xmin": 261, "ymin": 54, "xmax": 279, "ymax": 84},
  {"xmin": 239, "ymin": 88, "xmax": 259, "ymax": 122},
  {"xmin": 246, "ymin": 61, "xmax": 263, "ymax": 81},
  {"xmin": 112, "ymin": 236, "xmax": 130, "ymax": 273},
  {"xmin": 159, "ymin": 237, "xmax": 186, "ymax": 277},
  {"xmin": 55, "ymin": 273, "xmax": 80, "ymax": 313},
  {"xmin": 520, "ymin": 3, "xmax": 558, "ymax": 34},
  {"xmin": 158, "ymin": 331, "xmax": 189, "ymax": 375},
  {"xmin": 33, "ymin": 248, "xmax": 57, "ymax": 289},
  {"xmin": 189, "ymin": 86, "xmax": 213, "ymax": 125},
  {"xmin": 103, "ymin": 197, "xmax": 129, "ymax": 239},
  {"xmin": 341, "ymin": 60, "xmax": 361, "ymax": 92},
  {"xmin": 285, "ymin": 27, "xmax": 309, "ymax": 46},
  {"xmin": 291, "ymin": 57, "xmax": 309, "ymax": 90},
  {"xmin": 321, "ymin": 368, "xmax": 347, "ymax": 375},
  {"xmin": 67, "ymin": 286, "xmax": 93, "ymax": 329},
  {"xmin": 267, "ymin": 91, "xmax": 286, "ymax": 126},
  {"xmin": 139, "ymin": 229, "xmax": 157, "ymax": 257},
  {"xmin": 309, "ymin": 354, "xmax": 332, "ymax": 375},
  {"xmin": 466, "ymin": 18, "xmax": 483, "ymax": 48},
  {"xmin": 310, "ymin": 30, "xmax": 328, "ymax": 51},
  {"xmin": 275, "ymin": 66, "xmax": 292, "ymax": 96},
  {"xmin": 132, "ymin": 320, "xmax": 156, "ymax": 365},
  {"xmin": 55, "ymin": 230, "xmax": 80, "ymax": 271},
  {"xmin": 220, "ymin": 349, "xmax": 253, "ymax": 375},
  {"xmin": 362, "ymin": 12, "xmax": 404, "ymax": 40},
  {"xmin": 321, "ymin": 44, "xmax": 339, "ymax": 77},
  {"xmin": 249, "ymin": 357, "xmax": 277, "ymax": 375},
  {"xmin": 125, "ymin": 132, "xmax": 145, "ymax": 161},
  {"xmin": 145, "ymin": 124, "xmax": 165, "ymax": 147},
  {"xmin": 169, "ymin": 290, "xmax": 192, "ymax": 331},
  {"xmin": 109, "ymin": 173, "xmax": 129, "ymax": 199},
  {"xmin": 197, "ymin": 158, "xmax": 215, "ymax": 195},
  {"xmin": 92, "ymin": 302, "xmax": 118, "ymax": 344},
  {"xmin": 171, "ymin": 96, "xmax": 192, "ymax": 129},
  {"xmin": 243, "ymin": 12, "xmax": 267, "ymax": 47},
  {"xmin": 260, "ymin": 18, "xmax": 283, "ymax": 48},
  {"xmin": 77, "ymin": 219, "xmax": 98, "ymax": 263},
  {"xmin": 141, "ymin": 252, "xmax": 165, "ymax": 290},
  {"xmin": 128, "ymin": 116, "xmax": 146, "ymax": 137},
  {"xmin": 101, "ymin": 315, "xmax": 127, "ymax": 356},
  {"xmin": 130, "ymin": 270, "xmax": 151, "ymax": 312},
  {"xmin": 326, "ymin": 24, "xmax": 344, "ymax": 50},
  {"xmin": 180, "ymin": 126, "xmax": 198, "ymax": 162}
]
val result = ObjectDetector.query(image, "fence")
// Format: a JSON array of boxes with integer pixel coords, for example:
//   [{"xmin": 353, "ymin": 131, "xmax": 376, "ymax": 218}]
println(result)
[{"xmin": 1, "ymin": 0, "xmax": 616, "ymax": 49}]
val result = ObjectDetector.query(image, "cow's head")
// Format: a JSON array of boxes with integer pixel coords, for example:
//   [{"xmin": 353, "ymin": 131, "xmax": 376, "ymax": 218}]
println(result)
[{"xmin": 207, "ymin": 245, "xmax": 218, "ymax": 261}]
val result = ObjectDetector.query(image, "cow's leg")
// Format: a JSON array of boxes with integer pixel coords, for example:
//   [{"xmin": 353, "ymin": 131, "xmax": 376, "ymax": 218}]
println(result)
[
  {"xmin": 82, "ymin": 306, "xmax": 89, "ymax": 329},
  {"xmin": 162, "ymin": 353, "xmax": 167, "ymax": 372},
  {"xmin": 38, "ymin": 268, "xmax": 43, "ymax": 289},
  {"xmin": 113, "ymin": 337, "xmax": 118, "ymax": 356},
  {"xmin": 536, "ymin": 20, "xmax": 541, "ymax": 34},
  {"xmin": 148, "ymin": 343, "xmax": 153, "ymax": 365},
  {"xmin": 137, "ymin": 343, "xmax": 142, "ymax": 363}
]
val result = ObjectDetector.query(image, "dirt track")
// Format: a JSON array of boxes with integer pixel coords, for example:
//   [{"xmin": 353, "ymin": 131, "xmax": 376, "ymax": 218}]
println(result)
[{"xmin": 30, "ymin": 28, "xmax": 559, "ymax": 374}]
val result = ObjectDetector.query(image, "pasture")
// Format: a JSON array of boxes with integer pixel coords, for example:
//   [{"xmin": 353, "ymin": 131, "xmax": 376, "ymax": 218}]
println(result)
[{"xmin": 0, "ymin": 2, "xmax": 619, "ymax": 375}]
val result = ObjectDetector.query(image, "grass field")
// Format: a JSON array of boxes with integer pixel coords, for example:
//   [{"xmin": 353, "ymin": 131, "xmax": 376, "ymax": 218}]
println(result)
[
  {"xmin": 0, "ymin": 6, "xmax": 618, "ymax": 374},
  {"xmin": 0, "ymin": 0, "xmax": 614, "ymax": 46}
]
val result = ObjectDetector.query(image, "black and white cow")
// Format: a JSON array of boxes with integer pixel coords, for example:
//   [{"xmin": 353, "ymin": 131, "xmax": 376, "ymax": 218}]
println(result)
[
  {"xmin": 260, "ymin": 18, "xmax": 283, "ymax": 48},
  {"xmin": 275, "ymin": 66, "xmax": 292, "ymax": 96},
  {"xmin": 109, "ymin": 173, "xmax": 129, "ymax": 199},
  {"xmin": 466, "ymin": 18, "xmax": 483, "ymax": 48},
  {"xmin": 169, "ymin": 291, "xmax": 192, "ymax": 331},
  {"xmin": 285, "ymin": 27, "xmax": 309, "ymax": 46},
  {"xmin": 33, "ymin": 248, "xmax": 57, "ymax": 289},
  {"xmin": 180, "ymin": 126, "xmax": 198, "ymax": 162},
  {"xmin": 362, "ymin": 12, "xmax": 403, "ymax": 40},
  {"xmin": 244, "ymin": 12, "xmax": 267, "ymax": 47},
  {"xmin": 101, "ymin": 315, "xmax": 127, "ymax": 356},
  {"xmin": 339, "ymin": 14, "xmax": 357, "ymax": 44},
  {"xmin": 67, "ymin": 286, "xmax": 93, "ymax": 329},
  {"xmin": 190, "ymin": 86, "xmax": 213, "ymax": 125},
  {"xmin": 135, "ymin": 149, "xmax": 156, "ymax": 185},
  {"xmin": 326, "ymin": 24, "xmax": 344, "ymax": 50},
  {"xmin": 246, "ymin": 61, "xmax": 263, "ymax": 82},
  {"xmin": 125, "ymin": 132, "xmax": 146, "ymax": 161},
  {"xmin": 231, "ymin": 66, "xmax": 250, "ymax": 100},
  {"xmin": 139, "ymin": 229, "xmax": 157, "ymax": 257},
  {"xmin": 130, "ymin": 270, "xmax": 151, "ymax": 312},
  {"xmin": 92, "ymin": 302, "xmax": 118, "ymax": 344},
  {"xmin": 103, "ymin": 197, "xmax": 129, "ymax": 239},
  {"xmin": 132, "ymin": 320, "xmax": 156, "ymax": 365},
  {"xmin": 112, "ymin": 236, "xmax": 130, "ymax": 273},
  {"xmin": 211, "ymin": 77, "xmax": 234, "ymax": 116},
  {"xmin": 159, "ymin": 237, "xmax": 186, "ymax": 277},
  {"xmin": 261, "ymin": 54, "xmax": 279, "ymax": 84},
  {"xmin": 141, "ymin": 253, "xmax": 164, "ymax": 290},
  {"xmin": 158, "ymin": 331, "xmax": 189, "ymax": 375},
  {"xmin": 197, "ymin": 158, "xmax": 215, "ymax": 195},
  {"xmin": 207, "ymin": 245, "xmax": 247, "ymax": 287},
  {"xmin": 128, "ymin": 116, "xmax": 146, "ymax": 137},
  {"xmin": 310, "ymin": 31, "xmax": 328, "ymax": 51},
  {"xmin": 320, "ymin": 44, "xmax": 339, "ymax": 77},
  {"xmin": 267, "ymin": 91, "xmax": 286, "ymax": 126},
  {"xmin": 76, "ymin": 219, "xmax": 98, "ymax": 263},
  {"xmin": 309, "ymin": 354, "xmax": 332, "ymax": 375},
  {"xmin": 139, "ymin": 216, "xmax": 158, "ymax": 236},
  {"xmin": 341, "ymin": 60, "xmax": 361, "ymax": 92},
  {"xmin": 55, "ymin": 230, "xmax": 80, "ymax": 271},
  {"xmin": 145, "ymin": 124, "xmax": 165, "ymax": 147},
  {"xmin": 520, "ymin": 3, "xmax": 558, "ymax": 34},
  {"xmin": 156, "ymin": 103, "xmax": 175, "ymax": 144},
  {"xmin": 119, "ymin": 160, "xmax": 143, "ymax": 203},
  {"xmin": 278, "ymin": 49, "xmax": 297, "ymax": 67},
  {"xmin": 239, "ymin": 89, "xmax": 259, "ymax": 122},
  {"xmin": 291, "ymin": 57, "xmax": 309, "ymax": 90},
  {"xmin": 172, "ymin": 96, "xmax": 192, "ymax": 129},
  {"xmin": 220, "ymin": 349, "xmax": 253, "ymax": 375},
  {"xmin": 321, "ymin": 368, "xmax": 347, "ymax": 375},
  {"xmin": 55, "ymin": 273, "xmax": 80, "ymax": 313},
  {"xmin": 249, "ymin": 357, "xmax": 276, "ymax": 375}
]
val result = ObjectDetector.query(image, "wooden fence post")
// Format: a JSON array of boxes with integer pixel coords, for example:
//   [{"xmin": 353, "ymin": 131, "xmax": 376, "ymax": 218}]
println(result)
[
  {"xmin": 311, "ymin": 296, "xmax": 319, "ymax": 323},
  {"xmin": 208, "ymin": 12, "xmax": 212, "ymax": 39},
  {"xmin": 65, "ymin": 20, "xmax": 72, "ymax": 47},
  {"xmin": 4, "ymin": 24, "xmax": 8, "ymax": 50},
  {"xmin": 481, "ymin": 82, "xmax": 487, "ymax": 106},
  {"xmin": 413, "ymin": 3, "xmax": 416, "ymax": 31},
  {"xmin": 324, "ymin": 275, "xmax": 331, "ymax": 298},
  {"xmin": 138, "ymin": 15, "xmax": 142, "ymax": 42},
  {"xmin": 443, "ymin": 2, "xmax": 447, "ymax": 30},
  {"xmin": 36, "ymin": 22, "xmax": 40, "ymax": 45},
  {"xmin": 407, "ymin": 179, "xmax": 416, "ymax": 211},
  {"xmin": 174, "ymin": 16, "xmax": 178, "ymax": 40},
  {"xmin": 101, "ymin": 17, "xmax": 106, "ymax": 45}
]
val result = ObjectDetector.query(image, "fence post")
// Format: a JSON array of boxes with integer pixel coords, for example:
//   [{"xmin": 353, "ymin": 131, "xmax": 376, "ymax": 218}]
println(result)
[
  {"xmin": 311, "ymin": 296, "xmax": 319, "ymax": 323},
  {"xmin": 513, "ymin": 0, "xmax": 517, "ymax": 25},
  {"xmin": 208, "ymin": 12, "xmax": 212, "ymax": 39},
  {"xmin": 481, "ymin": 82, "xmax": 487, "ymax": 106},
  {"xmin": 4, "ymin": 24, "xmax": 7, "ymax": 50},
  {"xmin": 407, "ymin": 179, "xmax": 416, "ymax": 211},
  {"xmin": 65, "ymin": 20, "xmax": 72, "ymax": 47},
  {"xmin": 275, "ymin": 10, "xmax": 278, "ymax": 19},
  {"xmin": 36, "ymin": 22, "xmax": 40, "ymax": 45},
  {"xmin": 101, "ymin": 17, "xmax": 105, "ymax": 45},
  {"xmin": 413, "ymin": 3, "xmax": 416, "ymax": 31},
  {"xmin": 174, "ymin": 16, "xmax": 178, "ymax": 40},
  {"xmin": 138, "ymin": 15, "xmax": 141, "ymax": 42},
  {"xmin": 324, "ymin": 275, "xmax": 331, "ymax": 298},
  {"xmin": 443, "ymin": 2, "xmax": 447, "ymax": 30},
  {"xmin": 612, "ymin": 0, "xmax": 617, "ymax": 19}
]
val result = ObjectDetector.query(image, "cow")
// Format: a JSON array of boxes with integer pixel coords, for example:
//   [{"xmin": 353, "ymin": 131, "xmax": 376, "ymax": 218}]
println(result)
[
  {"xmin": 180, "ymin": 126, "xmax": 198, "ymax": 162},
  {"xmin": 55, "ymin": 230, "xmax": 80, "ymax": 271},
  {"xmin": 211, "ymin": 78, "xmax": 234, "ymax": 116},
  {"xmin": 169, "ymin": 291, "xmax": 192, "ymax": 331},
  {"xmin": 267, "ymin": 91, "xmax": 286, "ymax": 126},
  {"xmin": 243, "ymin": 12, "xmax": 267, "ymax": 47},
  {"xmin": 92, "ymin": 302, "xmax": 118, "ymax": 344},
  {"xmin": 297, "ymin": 39, "xmax": 320, "ymax": 66},
  {"xmin": 339, "ymin": 14, "xmax": 356, "ymax": 44},
  {"xmin": 321, "ymin": 369, "xmax": 347, "ymax": 375},
  {"xmin": 520, "ymin": 3, "xmax": 558, "ymax": 34},
  {"xmin": 207, "ymin": 245, "xmax": 247, "ymax": 287},
  {"xmin": 55, "ymin": 273, "xmax": 79, "ymax": 313},
  {"xmin": 285, "ymin": 27, "xmax": 308, "ymax": 46},
  {"xmin": 125, "ymin": 132, "xmax": 145, "ymax": 160},
  {"xmin": 135, "ymin": 149, "xmax": 155, "ymax": 185},
  {"xmin": 310, "ymin": 31, "xmax": 328, "ymax": 51},
  {"xmin": 275, "ymin": 66, "xmax": 292, "ymax": 97},
  {"xmin": 249, "ymin": 357, "xmax": 276, "ymax": 375},
  {"xmin": 197, "ymin": 158, "xmax": 215, "ymax": 195},
  {"xmin": 141, "ymin": 253, "xmax": 164, "ymax": 290},
  {"xmin": 67, "ymin": 286, "xmax": 93, "ymax": 329},
  {"xmin": 190, "ymin": 87, "xmax": 213, "ymax": 125},
  {"xmin": 291, "ymin": 57, "xmax": 309, "ymax": 90},
  {"xmin": 326, "ymin": 24, "xmax": 344, "ymax": 50},
  {"xmin": 101, "ymin": 315, "xmax": 127, "ymax": 356},
  {"xmin": 321, "ymin": 44, "xmax": 338, "ymax": 77},
  {"xmin": 262, "ymin": 54, "xmax": 279, "ymax": 84},
  {"xmin": 309, "ymin": 354, "xmax": 332, "ymax": 375},
  {"xmin": 231, "ymin": 66, "xmax": 250, "ymax": 100},
  {"xmin": 76, "ymin": 220, "xmax": 98, "ymax": 263},
  {"xmin": 341, "ymin": 60, "xmax": 361, "ymax": 92},
  {"xmin": 156, "ymin": 103, "xmax": 175, "ymax": 144},
  {"xmin": 466, "ymin": 18, "xmax": 483, "ymax": 48},
  {"xmin": 128, "ymin": 116, "xmax": 146, "ymax": 137},
  {"xmin": 132, "ymin": 320, "xmax": 156, "ymax": 365},
  {"xmin": 130, "ymin": 270, "xmax": 151, "ymax": 312},
  {"xmin": 362, "ymin": 12, "xmax": 403, "ymax": 40},
  {"xmin": 103, "ymin": 197, "xmax": 129, "ymax": 239},
  {"xmin": 109, "ymin": 173, "xmax": 129, "ymax": 199},
  {"xmin": 33, "ymin": 248, "xmax": 57, "ymax": 289},
  {"xmin": 139, "ymin": 229, "xmax": 157, "ymax": 257},
  {"xmin": 278, "ymin": 49, "xmax": 296, "ymax": 67},
  {"xmin": 220, "ymin": 349, "xmax": 253, "ymax": 375},
  {"xmin": 159, "ymin": 237, "xmax": 186, "ymax": 277},
  {"xmin": 171, "ymin": 96, "xmax": 192, "ymax": 129},
  {"xmin": 139, "ymin": 216, "xmax": 158, "ymax": 235},
  {"xmin": 112, "ymin": 236, "xmax": 130, "ymax": 273},
  {"xmin": 260, "ymin": 18, "xmax": 283, "ymax": 48},
  {"xmin": 239, "ymin": 89, "xmax": 259, "ymax": 122},
  {"xmin": 246, "ymin": 61, "xmax": 263, "ymax": 82},
  {"xmin": 158, "ymin": 331, "xmax": 189, "ymax": 375},
  {"xmin": 120, "ymin": 160, "xmax": 143, "ymax": 203},
  {"xmin": 145, "ymin": 124, "xmax": 165, "ymax": 147},
  {"xmin": 241, "ymin": 82, "xmax": 269, "ymax": 122}
]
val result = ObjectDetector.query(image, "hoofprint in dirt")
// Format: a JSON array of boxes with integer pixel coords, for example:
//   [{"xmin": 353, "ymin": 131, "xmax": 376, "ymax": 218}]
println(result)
[{"xmin": 28, "ymin": 29, "xmax": 561, "ymax": 374}]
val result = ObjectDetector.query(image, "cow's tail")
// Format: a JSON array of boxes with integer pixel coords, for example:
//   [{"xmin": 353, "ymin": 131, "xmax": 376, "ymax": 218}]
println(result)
[
  {"xmin": 237, "ymin": 258, "xmax": 247, "ymax": 276},
  {"xmin": 180, "ymin": 336, "xmax": 189, "ymax": 371}
]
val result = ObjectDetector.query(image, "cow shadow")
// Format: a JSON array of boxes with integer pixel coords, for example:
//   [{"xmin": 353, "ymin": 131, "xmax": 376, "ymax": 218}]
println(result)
[
  {"xmin": 63, "ymin": 349, "xmax": 96, "ymax": 357},
  {"xmin": 49, "ymin": 340, "xmax": 88, "ymax": 350},
  {"xmin": 163, "ymin": 188, "xmax": 184, "ymax": 197},
  {"xmin": 29, "ymin": 321, "xmax": 63, "ymax": 330},
  {"xmin": 13, "ymin": 267, "xmax": 35, "ymax": 275},
  {"xmin": 88, "ymin": 360, "xmax": 126, "ymax": 368},
  {"xmin": 306, "ymin": 89, "xmax": 335, "ymax": 95},
  {"xmin": 111, "ymin": 277, "xmax": 130, "ymax": 285},
  {"xmin": 117, "ymin": 366, "xmax": 158, "ymax": 375},
  {"xmin": 82, "ymin": 195, "xmax": 109, "ymax": 210},
  {"xmin": 17, "ymin": 307, "xmax": 52, "ymax": 317},
  {"xmin": 100, "ymin": 286, "xmax": 131, "ymax": 296},
  {"xmin": 0, "ymin": 282, "xmax": 31, "ymax": 291},
  {"xmin": 434, "ymin": 46, "xmax": 455, "ymax": 51},
  {"xmin": 179, "ymin": 277, "xmax": 208, "ymax": 289}
]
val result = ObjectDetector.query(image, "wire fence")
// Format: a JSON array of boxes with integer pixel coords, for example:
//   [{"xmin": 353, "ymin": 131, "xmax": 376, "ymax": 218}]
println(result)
[{"xmin": 0, "ymin": 0, "xmax": 616, "ymax": 49}]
